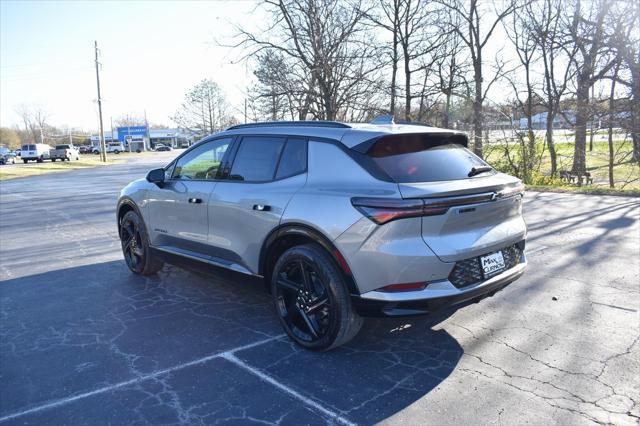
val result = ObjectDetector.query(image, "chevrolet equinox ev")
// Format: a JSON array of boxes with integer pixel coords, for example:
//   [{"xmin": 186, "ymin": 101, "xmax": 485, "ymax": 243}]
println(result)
[{"xmin": 117, "ymin": 121, "xmax": 527, "ymax": 350}]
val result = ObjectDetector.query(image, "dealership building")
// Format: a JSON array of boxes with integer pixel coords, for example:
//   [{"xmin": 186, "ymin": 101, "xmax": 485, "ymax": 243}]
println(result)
[{"xmin": 90, "ymin": 127, "xmax": 198, "ymax": 151}]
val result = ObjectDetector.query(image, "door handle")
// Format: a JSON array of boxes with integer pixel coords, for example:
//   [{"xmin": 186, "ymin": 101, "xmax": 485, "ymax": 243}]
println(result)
[
  {"xmin": 188, "ymin": 198, "xmax": 202, "ymax": 204},
  {"xmin": 253, "ymin": 204, "xmax": 271, "ymax": 212}
]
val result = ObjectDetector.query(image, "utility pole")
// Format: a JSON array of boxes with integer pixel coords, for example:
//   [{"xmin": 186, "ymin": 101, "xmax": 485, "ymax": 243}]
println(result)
[
  {"xmin": 94, "ymin": 40, "xmax": 107, "ymax": 162},
  {"xmin": 68, "ymin": 128, "xmax": 73, "ymax": 145},
  {"xmin": 144, "ymin": 110, "xmax": 150, "ymax": 151},
  {"xmin": 39, "ymin": 126, "xmax": 44, "ymax": 145}
]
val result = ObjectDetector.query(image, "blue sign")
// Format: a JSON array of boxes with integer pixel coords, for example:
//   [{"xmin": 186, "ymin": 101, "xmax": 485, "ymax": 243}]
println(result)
[{"xmin": 117, "ymin": 126, "xmax": 147, "ymax": 142}]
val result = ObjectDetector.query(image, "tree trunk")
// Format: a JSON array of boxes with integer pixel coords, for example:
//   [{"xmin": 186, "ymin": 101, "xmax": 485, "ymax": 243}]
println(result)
[
  {"xmin": 443, "ymin": 91, "xmax": 451, "ymax": 129},
  {"xmin": 632, "ymin": 64, "xmax": 640, "ymax": 162},
  {"xmin": 403, "ymin": 43, "xmax": 411, "ymax": 121},
  {"xmin": 390, "ymin": 24, "xmax": 399, "ymax": 117},
  {"xmin": 473, "ymin": 61, "xmax": 483, "ymax": 158},
  {"xmin": 608, "ymin": 63, "xmax": 619, "ymax": 188},
  {"xmin": 545, "ymin": 110, "xmax": 557, "ymax": 176},
  {"xmin": 589, "ymin": 85, "xmax": 595, "ymax": 152},
  {"xmin": 525, "ymin": 66, "xmax": 535, "ymax": 183},
  {"xmin": 573, "ymin": 76, "xmax": 589, "ymax": 176}
]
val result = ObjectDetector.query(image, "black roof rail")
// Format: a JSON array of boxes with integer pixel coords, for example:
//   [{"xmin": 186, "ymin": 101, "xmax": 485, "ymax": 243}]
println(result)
[{"xmin": 226, "ymin": 121, "xmax": 351, "ymax": 130}]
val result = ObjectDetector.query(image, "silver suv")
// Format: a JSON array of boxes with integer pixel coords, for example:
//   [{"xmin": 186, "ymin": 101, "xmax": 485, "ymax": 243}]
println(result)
[{"xmin": 117, "ymin": 121, "xmax": 527, "ymax": 350}]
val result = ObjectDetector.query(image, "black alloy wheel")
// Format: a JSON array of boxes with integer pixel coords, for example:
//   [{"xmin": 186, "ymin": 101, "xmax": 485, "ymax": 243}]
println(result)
[
  {"xmin": 119, "ymin": 210, "xmax": 163, "ymax": 275},
  {"xmin": 272, "ymin": 244, "xmax": 363, "ymax": 351}
]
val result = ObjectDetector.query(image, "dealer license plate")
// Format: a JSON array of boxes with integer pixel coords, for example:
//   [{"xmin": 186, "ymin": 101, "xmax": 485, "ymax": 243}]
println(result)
[{"xmin": 480, "ymin": 251, "xmax": 505, "ymax": 278}]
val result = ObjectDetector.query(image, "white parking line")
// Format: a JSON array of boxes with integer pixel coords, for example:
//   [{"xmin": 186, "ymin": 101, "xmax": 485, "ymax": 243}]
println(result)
[
  {"xmin": 0, "ymin": 335, "xmax": 286, "ymax": 423},
  {"xmin": 222, "ymin": 352, "xmax": 356, "ymax": 426}
]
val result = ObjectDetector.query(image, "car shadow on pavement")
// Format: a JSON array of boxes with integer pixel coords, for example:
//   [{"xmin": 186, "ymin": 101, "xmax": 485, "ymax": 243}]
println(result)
[{"xmin": 0, "ymin": 259, "xmax": 462, "ymax": 424}]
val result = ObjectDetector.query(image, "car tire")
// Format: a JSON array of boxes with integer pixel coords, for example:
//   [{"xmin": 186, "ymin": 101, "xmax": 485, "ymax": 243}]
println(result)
[
  {"xmin": 51, "ymin": 158, "xmax": 56, "ymax": 162},
  {"xmin": 37, "ymin": 157, "xmax": 43, "ymax": 163},
  {"xmin": 23, "ymin": 159, "xmax": 28, "ymax": 164},
  {"xmin": 119, "ymin": 210, "xmax": 164, "ymax": 276},
  {"xmin": 271, "ymin": 243, "xmax": 363, "ymax": 351}
]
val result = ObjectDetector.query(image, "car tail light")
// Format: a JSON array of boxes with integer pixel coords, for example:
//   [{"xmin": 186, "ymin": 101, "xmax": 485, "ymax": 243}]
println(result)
[
  {"xmin": 351, "ymin": 197, "xmax": 449, "ymax": 225},
  {"xmin": 377, "ymin": 282, "xmax": 427, "ymax": 292},
  {"xmin": 498, "ymin": 182, "xmax": 525, "ymax": 198}
]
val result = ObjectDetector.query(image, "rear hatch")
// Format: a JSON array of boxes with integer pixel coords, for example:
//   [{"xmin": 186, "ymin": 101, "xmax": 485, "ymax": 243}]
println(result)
[
  {"xmin": 361, "ymin": 132, "xmax": 526, "ymax": 262},
  {"xmin": 21, "ymin": 144, "xmax": 36, "ymax": 158}
]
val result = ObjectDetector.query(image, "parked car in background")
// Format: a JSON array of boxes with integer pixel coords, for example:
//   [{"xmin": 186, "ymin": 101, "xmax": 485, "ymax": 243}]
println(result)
[
  {"xmin": 79, "ymin": 145, "xmax": 93, "ymax": 154},
  {"xmin": 93, "ymin": 142, "xmax": 125, "ymax": 154},
  {"xmin": 0, "ymin": 147, "xmax": 16, "ymax": 165},
  {"xmin": 20, "ymin": 143, "xmax": 52, "ymax": 163},
  {"xmin": 117, "ymin": 120, "xmax": 527, "ymax": 351},
  {"xmin": 50, "ymin": 144, "xmax": 80, "ymax": 162},
  {"xmin": 154, "ymin": 144, "xmax": 172, "ymax": 152}
]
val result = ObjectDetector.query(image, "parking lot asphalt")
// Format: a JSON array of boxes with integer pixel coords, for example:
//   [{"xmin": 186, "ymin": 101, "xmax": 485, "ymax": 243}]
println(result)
[{"xmin": 1, "ymin": 154, "xmax": 638, "ymax": 425}]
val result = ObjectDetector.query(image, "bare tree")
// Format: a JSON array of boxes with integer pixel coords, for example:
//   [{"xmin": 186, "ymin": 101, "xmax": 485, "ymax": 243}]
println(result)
[
  {"xmin": 565, "ymin": 0, "xmax": 618, "ymax": 175},
  {"xmin": 252, "ymin": 52, "xmax": 313, "ymax": 120},
  {"xmin": 172, "ymin": 79, "xmax": 233, "ymax": 135},
  {"xmin": 607, "ymin": 60, "xmax": 621, "ymax": 187},
  {"xmin": 234, "ymin": 0, "xmax": 383, "ymax": 121},
  {"xmin": 528, "ymin": 0, "xmax": 575, "ymax": 175},
  {"xmin": 505, "ymin": 4, "xmax": 541, "ymax": 182},
  {"xmin": 436, "ymin": 0, "xmax": 518, "ymax": 158},
  {"xmin": 605, "ymin": 0, "xmax": 640, "ymax": 163},
  {"xmin": 15, "ymin": 104, "xmax": 49, "ymax": 144},
  {"xmin": 363, "ymin": 0, "xmax": 402, "ymax": 117},
  {"xmin": 432, "ymin": 20, "xmax": 470, "ymax": 128}
]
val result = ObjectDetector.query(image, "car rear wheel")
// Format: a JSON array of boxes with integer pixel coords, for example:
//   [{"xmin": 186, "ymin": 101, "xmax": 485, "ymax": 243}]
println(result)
[
  {"xmin": 23, "ymin": 159, "xmax": 28, "ymax": 164},
  {"xmin": 119, "ymin": 210, "xmax": 163, "ymax": 275},
  {"xmin": 271, "ymin": 243, "xmax": 363, "ymax": 351}
]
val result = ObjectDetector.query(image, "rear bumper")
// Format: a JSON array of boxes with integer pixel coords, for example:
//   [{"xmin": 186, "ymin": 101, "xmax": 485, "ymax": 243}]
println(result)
[{"xmin": 352, "ymin": 258, "xmax": 526, "ymax": 317}]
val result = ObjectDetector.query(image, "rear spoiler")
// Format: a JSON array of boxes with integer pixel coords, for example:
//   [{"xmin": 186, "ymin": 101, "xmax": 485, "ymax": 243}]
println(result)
[{"xmin": 351, "ymin": 132, "xmax": 469, "ymax": 154}]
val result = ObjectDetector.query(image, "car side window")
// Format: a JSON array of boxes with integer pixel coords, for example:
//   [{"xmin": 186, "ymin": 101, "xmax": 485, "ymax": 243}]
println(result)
[
  {"xmin": 172, "ymin": 137, "xmax": 232, "ymax": 180},
  {"xmin": 275, "ymin": 138, "xmax": 307, "ymax": 179},
  {"xmin": 228, "ymin": 136, "xmax": 285, "ymax": 182}
]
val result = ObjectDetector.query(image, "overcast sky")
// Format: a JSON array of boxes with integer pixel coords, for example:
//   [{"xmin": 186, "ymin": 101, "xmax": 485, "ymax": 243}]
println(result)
[{"xmin": 0, "ymin": 0, "xmax": 262, "ymax": 131}]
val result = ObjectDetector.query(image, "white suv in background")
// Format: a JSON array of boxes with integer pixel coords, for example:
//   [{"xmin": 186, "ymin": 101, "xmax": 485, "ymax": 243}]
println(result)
[{"xmin": 93, "ymin": 142, "xmax": 125, "ymax": 154}]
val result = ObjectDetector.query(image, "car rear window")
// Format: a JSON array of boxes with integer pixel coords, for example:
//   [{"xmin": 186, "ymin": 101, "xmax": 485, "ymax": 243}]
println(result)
[
  {"xmin": 230, "ymin": 136, "xmax": 285, "ymax": 181},
  {"xmin": 22, "ymin": 145, "xmax": 36, "ymax": 151},
  {"xmin": 275, "ymin": 138, "xmax": 307, "ymax": 179},
  {"xmin": 56, "ymin": 145, "xmax": 69, "ymax": 149},
  {"xmin": 365, "ymin": 133, "xmax": 491, "ymax": 183}
]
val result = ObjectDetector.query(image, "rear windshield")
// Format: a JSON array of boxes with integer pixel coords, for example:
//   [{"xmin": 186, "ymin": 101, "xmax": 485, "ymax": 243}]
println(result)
[
  {"xmin": 55, "ymin": 145, "xmax": 70, "ymax": 149},
  {"xmin": 365, "ymin": 134, "xmax": 491, "ymax": 183},
  {"xmin": 22, "ymin": 145, "xmax": 36, "ymax": 151}
]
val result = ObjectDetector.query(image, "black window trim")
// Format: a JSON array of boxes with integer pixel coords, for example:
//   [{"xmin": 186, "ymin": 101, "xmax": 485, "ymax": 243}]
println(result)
[
  {"xmin": 160, "ymin": 131, "xmax": 393, "ymax": 184},
  {"xmin": 222, "ymin": 135, "xmax": 308, "ymax": 184}
]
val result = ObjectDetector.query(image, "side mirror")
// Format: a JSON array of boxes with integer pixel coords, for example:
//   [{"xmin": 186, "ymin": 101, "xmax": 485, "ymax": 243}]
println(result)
[{"xmin": 146, "ymin": 168, "xmax": 165, "ymax": 186}]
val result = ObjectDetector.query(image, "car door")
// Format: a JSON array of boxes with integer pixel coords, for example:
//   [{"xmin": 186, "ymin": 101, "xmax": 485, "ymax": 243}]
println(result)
[
  {"xmin": 209, "ymin": 136, "xmax": 308, "ymax": 273},
  {"xmin": 147, "ymin": 137, "xmax": 234, "ymax": 257}
]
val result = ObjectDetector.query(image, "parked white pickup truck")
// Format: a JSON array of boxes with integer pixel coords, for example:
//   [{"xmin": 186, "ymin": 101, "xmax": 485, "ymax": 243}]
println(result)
[{"xmin": 50, "ymin": 144, "xmax": 80, "ymax": 162}]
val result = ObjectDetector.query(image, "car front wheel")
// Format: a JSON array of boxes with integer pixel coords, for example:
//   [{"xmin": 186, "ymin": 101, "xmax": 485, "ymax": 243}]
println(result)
[
  {"xmin": 271, "ymin": 243, "xmax": 363, "ymax": 351},
  {"xmin": 119, "ymin": 210, "xmax": 163, "ymax": 275}
]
